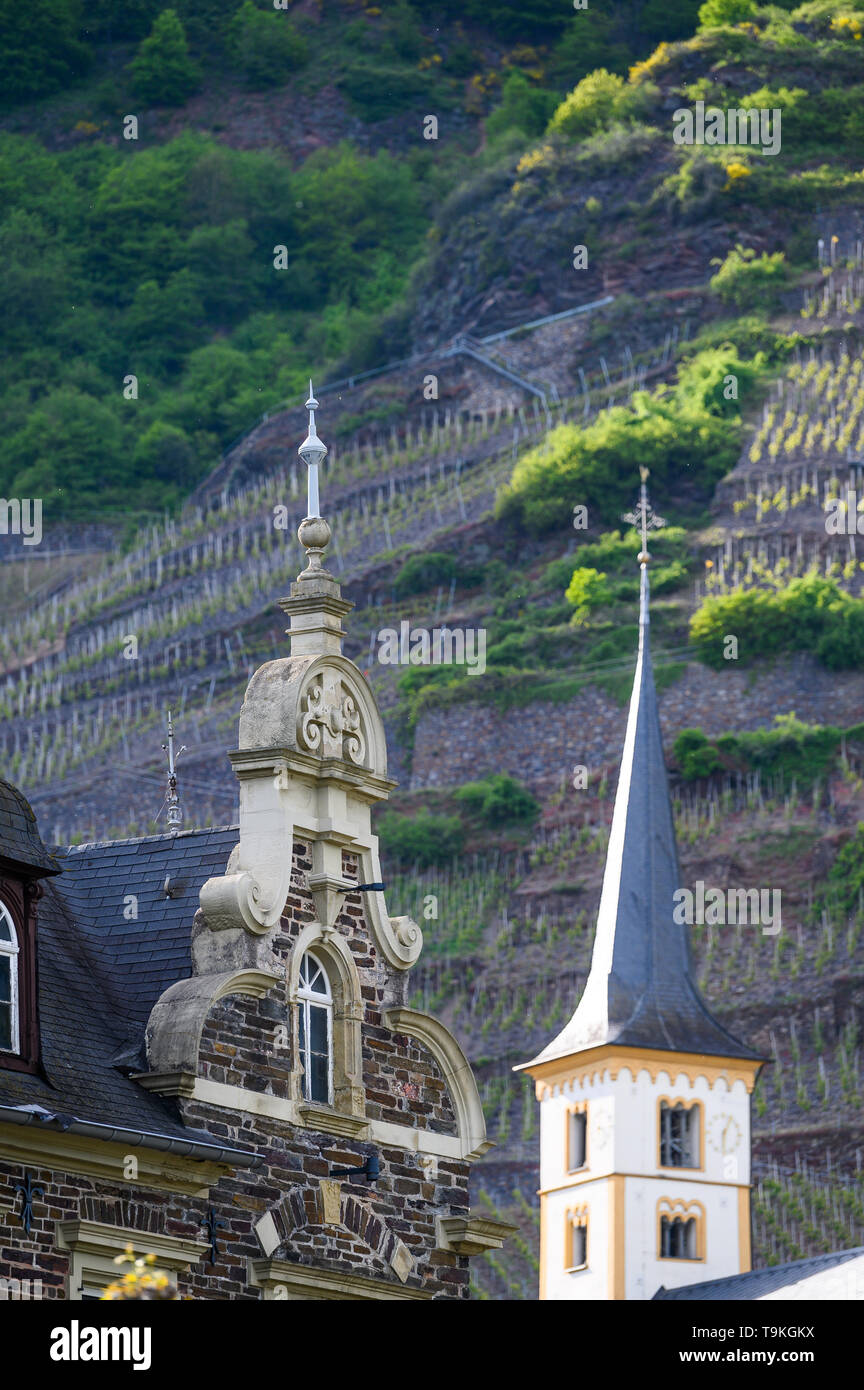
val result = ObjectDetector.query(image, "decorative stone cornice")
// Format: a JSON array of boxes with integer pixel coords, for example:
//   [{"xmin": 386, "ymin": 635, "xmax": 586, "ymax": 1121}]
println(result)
[
  {"xmin": 57, "ymin": 1219, "xmax": 210, "ymax": 1271},
  {"xmin": 248, "ymin": 1258, "xmax": 434, "ymax": 1301},
  {"xmin": 436, "ymin": 1214, "xmax": 519, "ymax": 1257},
  {"xmin": 132, "ymin": 1070, "xmax": 197, "ymax": 1098},
  {"xmin": 296, "ymin": 1105, "xmax": 370, "ymax": 1139},
  {"xmin": 0, "ymin": 1122, "xmax": 228, "ymax": 1197}
]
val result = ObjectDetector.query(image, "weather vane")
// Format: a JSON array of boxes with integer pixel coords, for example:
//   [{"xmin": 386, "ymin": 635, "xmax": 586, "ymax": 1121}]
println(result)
[
  {"xmin": 621, "ymin": 466, "xmax": 665, "ymax": 564},
  {"xmin": 161, "ymin": 709, "xmax": 186, "ymax": 833},
  {"xmin": 298, "ymin": 380, "xmax": 327, "ymax": 519}
]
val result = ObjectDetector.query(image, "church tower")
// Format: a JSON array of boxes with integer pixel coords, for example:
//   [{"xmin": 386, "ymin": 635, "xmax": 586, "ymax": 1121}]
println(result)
[{"xmin": 517, "ymin": 474, "xmax": 764, "ymax": 1301}]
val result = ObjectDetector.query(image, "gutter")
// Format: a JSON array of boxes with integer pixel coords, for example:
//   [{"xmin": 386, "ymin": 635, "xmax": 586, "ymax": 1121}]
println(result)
[{"xmin": 0, "ymin": 1102, "xmax": 264, "ymax": 1169}]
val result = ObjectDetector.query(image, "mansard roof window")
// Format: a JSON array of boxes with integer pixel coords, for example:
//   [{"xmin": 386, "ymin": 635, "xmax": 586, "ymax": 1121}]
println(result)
[{"xmin": 0, "ymin": 903, "xmax": 19, "ymax": 1054}]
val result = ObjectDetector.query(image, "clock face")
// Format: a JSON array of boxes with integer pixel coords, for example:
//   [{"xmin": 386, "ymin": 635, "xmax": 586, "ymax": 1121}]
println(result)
[
  {"xmin": 591, "ymin": 1117, "xmax": 611, "ymax": 1149},
  {"xmin": 709, "ymin": 1113, "xmax": 742, "ymax": 1154}
]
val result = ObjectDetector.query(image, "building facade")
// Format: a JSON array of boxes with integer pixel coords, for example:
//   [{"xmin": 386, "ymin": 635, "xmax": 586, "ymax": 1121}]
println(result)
[{"xmin": 0, "ymin": 398, "xmax": 511, "ymax": 1301}]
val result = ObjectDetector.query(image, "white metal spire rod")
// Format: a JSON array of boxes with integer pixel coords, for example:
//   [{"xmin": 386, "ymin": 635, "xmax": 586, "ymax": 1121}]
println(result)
[{"xmin": 298, "ymin": 380, "xmax": 327, "ymax": 519}]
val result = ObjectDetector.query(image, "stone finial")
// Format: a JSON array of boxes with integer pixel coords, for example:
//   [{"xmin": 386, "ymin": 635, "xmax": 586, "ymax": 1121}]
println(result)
[{"xmin": 297, "ymin": 384, "xmax": 333, "ymax": 581}]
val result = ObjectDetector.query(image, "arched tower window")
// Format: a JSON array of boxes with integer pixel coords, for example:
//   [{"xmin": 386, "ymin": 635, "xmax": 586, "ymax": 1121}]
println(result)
[
  {"xmin": 657, "ymin": 1198, "xmax": 705, "ymax": 1261},
  {"xmin": 297, "ymin": 951, "xmax": 333, "ymax": 1105},
  {"xmin": 660, "ymin": 1216, "xmax": 698, "ymax": 1260},
  {"xmin": 0, "ymin": 901, "xmax": 20, "ymax": 1054},
  {"xmin": 659, "ymin": 1099, "xmax": 701, "ymax": 1168},
  {"xmin": 564, "ymin": 1205, "xmax": 589, "ymax": 1271}
]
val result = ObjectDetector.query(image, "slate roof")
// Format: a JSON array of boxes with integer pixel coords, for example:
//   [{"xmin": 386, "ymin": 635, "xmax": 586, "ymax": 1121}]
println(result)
[
  {"xmin": 0, "ymin": 824, "xmax": 257, "ymax": 1158},
  {"xmin": 0, "ymin": 779, "xmax": 60, "ymax": 876},
  {"xmin": 525, "ymin": 565, "xmax": 762, "ymax": 1071},
  {"xmin": 653, "ymin": 1246, "xmax": 864, "ymax": 1299}
]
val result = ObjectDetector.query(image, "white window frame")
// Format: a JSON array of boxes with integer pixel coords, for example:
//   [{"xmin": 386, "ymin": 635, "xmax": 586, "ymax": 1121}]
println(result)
[
  {"xmin": 0, "ymin": 900, "xmax": 20, "ymax": 1055},
  {"xmin": 297, "ymin": 951, "xmax": 334, "ymax": 1106}
]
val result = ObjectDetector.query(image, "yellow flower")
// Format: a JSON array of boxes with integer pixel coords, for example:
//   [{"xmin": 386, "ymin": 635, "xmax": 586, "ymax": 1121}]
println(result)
[
  {"xmin": 629, "ymin": 41, "xmax": 671, "ymax": 85},
  {"xmin": 723, "ymin": 161, "xmax": 752, "ymax": 190},
  {"xmin": 516, "ymin": 144, "xmax": 554, "ymax": 175}
]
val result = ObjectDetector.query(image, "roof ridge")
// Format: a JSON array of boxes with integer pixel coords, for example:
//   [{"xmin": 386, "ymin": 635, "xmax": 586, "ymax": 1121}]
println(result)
[{"xmin": 56, "ymin": 823, "xmax": 239, "ymax": 855}]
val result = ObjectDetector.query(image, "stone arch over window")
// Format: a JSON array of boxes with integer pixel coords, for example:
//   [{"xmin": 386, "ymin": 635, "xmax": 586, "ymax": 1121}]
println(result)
[{"xmin": 288, "ymin": 924, "xmax": 365, "ymax": 1120}]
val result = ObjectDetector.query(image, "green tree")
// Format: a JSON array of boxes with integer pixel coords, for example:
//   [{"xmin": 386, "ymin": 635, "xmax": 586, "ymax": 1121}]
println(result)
[
  {"xmin": 395, "ymin": 552, "xmax": 457, "ymax": 597},
  {"xmin": 455, "ymin": 774, "xmax": 539, "ymax": 827},
  {"xmin": 547, "ymin": 69, "xmax": 626, "ymax": 139},
  {"xmin": 0, "ymin": 211, "xmax": 72, "ymax": 347},
  {"xmin": 710, "ymin": 245, "xmax": 790, "ymax": 308},
  {"xmin": 133, "ymin": 420, "xmax": 198, "ymax": 488},
  {"xmin": 3, "ymin": 390, "xmax": 130, "ymax": 516},
  {"xmin": 127, "ymin": 270, "xmax": 204, "ymax": 363},
  {"xmin": 549, "ymin": 11, "xmax": 633, "ymax": 84},
  {"xmin": 0, "ymin": 0, "xmax": 91, "ymax": 105},
  {"xmin": 698, "ymin": 0, "xmax": 757, "ymax": 26},
  {"xmin": 228, "ymin": 1, "xmax": 308, "ymax": 87},
  {"xmin": 566, "ymin": 567, "xmax": 613, "ymax": 624},
  {"xmin": 128, "ymin": 9, "xmax": 200, "ymax": 107},
  {"xmin": 377, "ymin": 811, "xmax": 464, "ymax": 868},
  {"xmin": 673, "ymin": 729, "xmax": 722, "ymax": 779},
  {"xmin": 486, "ymin": 71, "xmax": 557, "ymax": 140}
]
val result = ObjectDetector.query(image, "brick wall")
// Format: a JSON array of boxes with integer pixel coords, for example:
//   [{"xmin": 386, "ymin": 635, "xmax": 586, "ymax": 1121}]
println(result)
[{"xmin": 0, "ymin": 840, "xmax": 472, "ymax": 1299}]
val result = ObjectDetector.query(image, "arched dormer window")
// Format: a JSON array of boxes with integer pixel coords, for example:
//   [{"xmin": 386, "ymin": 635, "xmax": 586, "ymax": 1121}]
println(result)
[
  {"xmin": 0, "ymin": 901, "xmax": 20, "ymax": 1054},
  {"xmin": 297, "ymin": 952, "xmax": 333, "ymax": 1106}
]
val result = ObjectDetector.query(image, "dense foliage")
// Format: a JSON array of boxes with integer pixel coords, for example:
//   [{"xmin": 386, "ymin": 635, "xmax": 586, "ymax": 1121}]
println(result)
[
  {"xmin": 377, "ymin": 809, "xmax": 464, "ymax": 867},
  {"xmin": 672, "ymin": 714, "xmax": 855, "ymax": 783},
  {"xmin": 496, "ymin": 347, "xmax": 763, "ymax": 533},
  {"xmin": 0, "ymin": 133, "xmax": 428, "ymax": 515},
  {"xmin": 454, "ymin": 774, "xmax": 539, "ymax": 826},
  {"xmin": 689, "ymin": 574, "xmax": 864, "ymax": 670},
  {"xmin": 5, "ymin": 0, "xmax": 864, "ymax": 522}
]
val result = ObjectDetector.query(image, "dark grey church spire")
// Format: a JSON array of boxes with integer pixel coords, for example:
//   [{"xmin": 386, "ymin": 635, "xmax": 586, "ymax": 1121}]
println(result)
[{"xmin": 528, "ymin": 473, "xmax": 758, "ymax": 1066}]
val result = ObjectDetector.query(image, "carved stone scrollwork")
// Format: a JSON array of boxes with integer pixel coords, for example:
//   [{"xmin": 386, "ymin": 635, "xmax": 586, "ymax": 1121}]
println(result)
[
  {"xmin": 391, "ymin": 916, "xmax": 421, "ymax": 951},
  {"xmin": 298, "ymin": 674, "xmax": 366, "ymax": 765}
]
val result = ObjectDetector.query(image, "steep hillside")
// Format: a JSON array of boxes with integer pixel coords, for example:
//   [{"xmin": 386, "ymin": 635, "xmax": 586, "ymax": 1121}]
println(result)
[{"xmin": 7, "ymin": 0, "xmax": 864, "ymax": 1300}]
